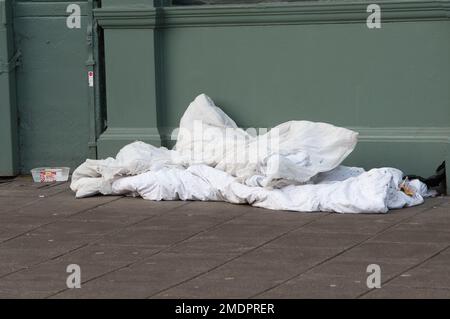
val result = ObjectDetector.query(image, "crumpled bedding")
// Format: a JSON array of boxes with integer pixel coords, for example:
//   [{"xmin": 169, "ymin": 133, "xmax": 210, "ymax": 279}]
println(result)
[{"xmin": 71, "ymin": 93, "xmax": 431, "ymax": 213}]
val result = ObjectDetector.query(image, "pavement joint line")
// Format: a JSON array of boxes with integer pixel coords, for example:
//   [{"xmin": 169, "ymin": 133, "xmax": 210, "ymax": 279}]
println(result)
[
  {"xmin": 0, "ymin": 243, "xmax": 93, "ymax": 280},
  {"xmin": 0, "ymin": 196, "xmax": 123, "ymax": 245},
  {"xmin": 1, "ymin": 185, "xmax": 71, "ymax": 215},
  {"xmin": 1, "ymin": 181, "xmax": 446, "ymax": 298},
  {"xmin": 45, "ymin": 198, "xmax": 446, "ymax": 298},
  {"xmin": 365, "ymin": 284, "xmax": 450, "ymax": 292},
  {"xmin": 0, "ymin": 195, "xmax": 124, "ymax": 277},
  {"xmin": 49, "ymin": 243, "xmax": 92, "ymax": 261},
  {"xmin": 145, "ymin": 212, "xmax": 332, "ymax": 299},
  {"xmin": 46, "ymin": 204, "xmax": 268, "ymax": 298},
  {"xmin": 37, "ymin": 182, "xmax": 65, "ymax": 190},
  {"xmin": 0, "ymin": 201, "xmax": 193, "ymax": 281},
  {"xmin": 249, "ymin": 198, "xmax": 447, "ymax": 298},
  {"xmin": 0, "ymin": 268, "xmax": 26, "ymax": 280},
  {"xmin": 357, "ymin": 243, "xmax": 450, "ymax": 298}
]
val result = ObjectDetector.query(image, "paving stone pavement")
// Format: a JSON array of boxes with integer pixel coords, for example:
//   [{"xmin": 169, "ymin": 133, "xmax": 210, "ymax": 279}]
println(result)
[{"xmin": 0, "ymin": 177, "xmax": 449, "ymax": 298}]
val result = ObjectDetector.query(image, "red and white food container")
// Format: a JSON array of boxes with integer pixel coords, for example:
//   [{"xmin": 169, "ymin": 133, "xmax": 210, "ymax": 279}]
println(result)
[{"xmin": 30, "ymin": 167, "xmax": 70, "ymax": 182}]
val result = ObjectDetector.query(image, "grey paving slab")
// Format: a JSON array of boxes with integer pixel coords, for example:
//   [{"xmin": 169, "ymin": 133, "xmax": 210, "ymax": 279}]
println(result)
[
  {"xmin": 0, "ymin": 178, "xmax": 448, "ymax": 298},
  {"xmin": 52, "ymin": 203, "xmax": 329, "ymax": 298},
  {"xmin": 0, "ymin": 238, "xmax": 86, "ymax": 278},
  {"xmin": 371, "ymin": 253, "xmax": 450, "ymax": 290},
  {"xmin": 0, "ymin": 262, "xmax": 72, "ymax": 298},
  {"xmin": 337, "ymin": 241, "xmax": 445, "ymax": 264},
  {"xmin": 298, "ymin": 215, "xmax": 396, "ymax": 235},
  {"xmin": 151, "ymin": 217, "xmax": 355, "ymax": 298},
  {"xmin": 52, "ymin": 252, "xmax": 235, "ymax": 299},
  {"xmin": 396, "ymin": 207, "xmax": 450, "ymax": 232},
  {"xmin": 306, "ymin": 257, "xmax": 414, "ymax": 280},
  {"xmin": 0, "ymin": 179, "xmax": 67, "ymax": 197},
  {"xmin": 68, "ymin": 197, "xmax": 188, "ymax": 225},
  {"xmin": 370, "ymin": 226, "xmax": 450, "ymax": 245},
  {"xmin": 362, "ymin": 286, "xmax": 450, "ymax": 299},
  {"xmin": 155, "ymin": 227, "xmax": 393, "ymax": 299},
  {"xmin": 152, "ymin": 247, "xmax": 342, "ymax": 299},
  {"xmin": 296, "ymin": 198, "xmax": 446, "ymax": 236},
  {"xmin": 254, "ymin": 246, "xmax": 425, "ymax": 298},
  {"xmin": 1, "ymin": 190, "xmax": 121, "ymax": 219},
  {"xmin": 56, "ymin": 243, "xmax": 165, "ymax": 266},
  {"xmin": 165, "ymin": 212, "xmax": 326, "ymax": 255},
  {"xmin": 0, "ymin": 180, "xmax": 69, "ymax": 212},
  {"xmin": 267, "ymin": 230, "xmax": 370, "ymax": 250},
  {"xmin": 0, "ymin": 244, "xmax": 166, "ymax": 298},
  {"xmin": 94, "ymin": 202, "xmax": 253, "ymax": 249},
  {"xmin": 0, "ymin": 247, "xmax": 60, "ymax": 277},
  {"xmin": 0, "ymin": 215, "xmax": 48, "ymax": 242},
  {"xmin": 259, "ymin": 273, "xmax": 370, "ymax": 299}
]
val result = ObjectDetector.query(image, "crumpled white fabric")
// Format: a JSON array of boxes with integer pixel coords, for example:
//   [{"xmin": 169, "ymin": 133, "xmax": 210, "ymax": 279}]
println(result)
[
  {"xmin": 70, "ymin": 93, "xmax": 431, "ymax": 213},
  {"xmin": 174, "ymin": 94, "xmax": 359, "ymax": 187}
]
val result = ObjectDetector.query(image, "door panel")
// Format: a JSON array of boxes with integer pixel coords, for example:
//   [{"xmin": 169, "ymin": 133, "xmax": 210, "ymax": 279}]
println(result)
[{"xmin": 14, "ymin": 1, "xmax": 93, "ymax": 173}]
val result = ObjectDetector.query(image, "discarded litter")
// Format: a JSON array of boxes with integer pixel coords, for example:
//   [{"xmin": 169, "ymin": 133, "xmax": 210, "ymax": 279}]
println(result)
[
  {"xmin": 31, "ymin": 167, "xmax": 70, "ymax": 182},
  {"xmin": 399, "ymin": 177, "xmax": 416, "ymax": 197}
]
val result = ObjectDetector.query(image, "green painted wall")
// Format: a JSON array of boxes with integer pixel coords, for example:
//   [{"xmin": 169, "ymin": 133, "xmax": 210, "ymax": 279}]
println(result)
[
  {"xmin": 159, "ymin": 20, "xmax": 450, "ymax": 176},
  {"xmin": 160, "ymin": 22, "xmax": 450, "ymax": 128}
]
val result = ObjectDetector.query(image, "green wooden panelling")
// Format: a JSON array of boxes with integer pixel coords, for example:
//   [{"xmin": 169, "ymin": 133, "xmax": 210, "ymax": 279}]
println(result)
[
  {"xmin": 0, "ymin": 0, "xmax": 19, "ymax": 176},
  {"xmin": 13, "ymin": 0, "xmax": 93, "ymax": 173}
]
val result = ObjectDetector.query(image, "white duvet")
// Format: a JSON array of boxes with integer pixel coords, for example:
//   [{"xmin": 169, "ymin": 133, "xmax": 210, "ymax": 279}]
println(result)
[{"xmin": 71, "ymin": 94, "xmax": 431, "ymax": 213}]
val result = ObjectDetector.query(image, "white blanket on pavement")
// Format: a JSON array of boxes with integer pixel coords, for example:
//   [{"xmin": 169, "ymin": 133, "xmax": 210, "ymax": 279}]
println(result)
[{"xmin": 70, "ymin": 94, "xmax": 430, "ymax": 213}]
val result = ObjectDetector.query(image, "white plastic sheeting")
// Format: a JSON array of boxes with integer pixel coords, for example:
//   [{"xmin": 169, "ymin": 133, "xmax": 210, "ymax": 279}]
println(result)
[{"xmin": 71, "ymin": 94, "xmax": 430, "ymax": 213}]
